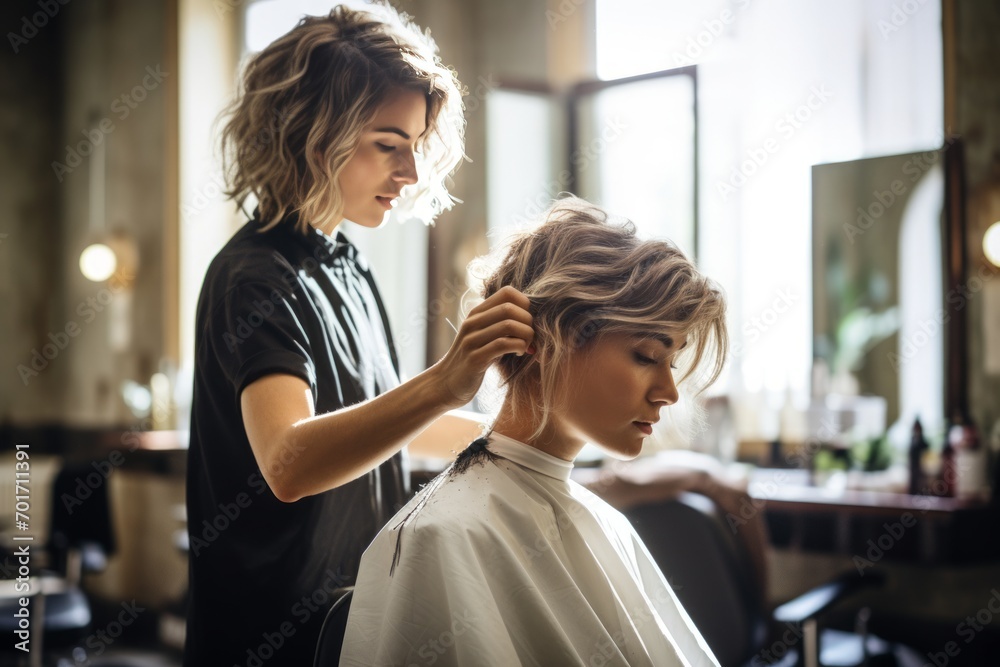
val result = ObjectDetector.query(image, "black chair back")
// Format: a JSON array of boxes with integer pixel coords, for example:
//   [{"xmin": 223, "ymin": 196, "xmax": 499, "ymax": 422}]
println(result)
[
  {"xmin": 313, "ymin": 586, "xmax": 354, "ymax": 667},
  {"xmin": 625, "ymin": 494, "xmax": 765, "ymax": 667},
  {"xmin": 49, "ymin": 462, "xmax": 116, "ymax": 575}
]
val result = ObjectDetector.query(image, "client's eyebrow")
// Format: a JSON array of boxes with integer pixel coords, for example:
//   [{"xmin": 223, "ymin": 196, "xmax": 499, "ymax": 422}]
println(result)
[
  {"xmin": 373, "ymin": 127, "xmax": 411, "ymax": 140},
  {"xmin": 652, "ymin": 335, "xmax": 687, "ymax": 351}
]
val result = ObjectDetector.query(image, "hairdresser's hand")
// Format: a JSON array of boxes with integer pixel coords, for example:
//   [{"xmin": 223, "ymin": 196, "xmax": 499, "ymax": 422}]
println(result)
[{"xmin": 430, "ymin": 285, "xmax": 534, "ymax": 409}]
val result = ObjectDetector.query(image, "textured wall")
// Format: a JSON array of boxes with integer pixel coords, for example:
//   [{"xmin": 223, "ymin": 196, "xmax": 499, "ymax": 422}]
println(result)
[
  {"xmin": 0, "ymin": 1, "xmax": 66, "ymax": 424},
  {"xmin": 1, "ymin": 0, "xmax": 167, "ymax": 428}
]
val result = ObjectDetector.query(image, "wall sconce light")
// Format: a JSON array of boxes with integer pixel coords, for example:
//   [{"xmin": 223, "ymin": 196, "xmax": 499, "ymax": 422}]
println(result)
[
  {"xmin": 973, "ymin": 158, "xmax": 1000, "ymax": 268},
  {"xmin": 78, "ymin": 114, "xmax": 139, "ymax": 287},
  {"xmin": 984, "ymin": 220, "xmax": 1000, "ymax": 268},
  {"xmin": 77, "ymin": 116, "xmax": 138, "ymax": 354},
  {"xmin": 79, "ymin": 231, "xmax": 138, "ymax": 286}
]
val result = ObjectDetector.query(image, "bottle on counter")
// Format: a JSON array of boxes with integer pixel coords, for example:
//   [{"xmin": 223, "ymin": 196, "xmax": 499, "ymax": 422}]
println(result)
[
  {"xmin": 940, "ymin": 413, "xmax": 961, "ymax": 497},
  {"xmin": 908, "ymin": 417, "xmax": 929, "ymax": 495},
  {"xmin": 990, "ymin": 418, "xmax": 1000, "ymax": 505},
  {"xmin": 955, "ymin": 414, "xmax": 988, "ymax": 500}
]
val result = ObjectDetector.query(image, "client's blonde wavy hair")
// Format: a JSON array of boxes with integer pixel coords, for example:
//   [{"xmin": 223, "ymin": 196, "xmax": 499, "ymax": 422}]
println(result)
[
  {"xmin": 473, "ymin": 196, "xmax": 729, "ymax": 442},
  {"xmin": 219, "ymin": 3, "xmax": 465, "ymax": 233}
]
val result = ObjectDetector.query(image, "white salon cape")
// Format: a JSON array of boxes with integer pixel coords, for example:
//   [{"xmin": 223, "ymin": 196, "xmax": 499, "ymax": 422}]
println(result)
[{"xmin": 339, "ymin": 432, "xmax": 720, "ymax": 667}]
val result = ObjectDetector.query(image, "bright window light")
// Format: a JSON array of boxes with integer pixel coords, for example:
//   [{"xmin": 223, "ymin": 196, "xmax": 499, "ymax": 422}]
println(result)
[
  {"xmin": 245, "ymin": 0, "xmax": 371, "ymax": 53},
  {"xmin": 595, "ymin": 0, "xmax": 731, "ymax": 79}
]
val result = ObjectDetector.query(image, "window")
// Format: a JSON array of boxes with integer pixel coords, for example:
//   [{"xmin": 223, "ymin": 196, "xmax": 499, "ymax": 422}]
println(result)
[
  {"xmin": 486, "ymin": 71, "xmax": 698, "ymax": 259},
  {"xmin": 591, "ymin": 0, "xmax": 943, "ymax": 454}
]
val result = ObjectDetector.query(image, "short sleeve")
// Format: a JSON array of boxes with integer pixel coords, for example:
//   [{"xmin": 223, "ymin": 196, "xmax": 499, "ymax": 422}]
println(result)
[{"xmin": 207, "ymin": 281, "xmax": 317, "ymax": 401}]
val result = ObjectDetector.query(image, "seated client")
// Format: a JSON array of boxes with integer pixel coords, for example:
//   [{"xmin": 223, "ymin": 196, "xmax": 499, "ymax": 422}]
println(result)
[{"xmin": 340, "ymin": 196, "xmax": 727, "ymax": 666}]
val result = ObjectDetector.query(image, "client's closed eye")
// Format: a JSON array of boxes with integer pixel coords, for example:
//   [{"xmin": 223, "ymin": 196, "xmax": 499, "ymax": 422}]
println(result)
[
  {"xmin": 634, "ymin": 352, "xmax": 657, "ymax": 365},
  {"xmin": 376, "ymin": 143, "xmax": 395, "ymax": 152},
  {"xmin": 634, "ymin": 352, "xmax": 679, "ymax": 371}
]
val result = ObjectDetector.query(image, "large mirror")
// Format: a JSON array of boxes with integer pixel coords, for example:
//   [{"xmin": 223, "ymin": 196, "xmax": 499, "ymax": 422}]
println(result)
[{"xmin": 811, "ymin": 144, "xmax": 961, "ymax": 445}]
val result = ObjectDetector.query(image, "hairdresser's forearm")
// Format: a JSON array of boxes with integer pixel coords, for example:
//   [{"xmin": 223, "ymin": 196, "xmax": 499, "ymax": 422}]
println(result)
[{"xmin": 276, "ymin": 366, "xmax": 457, "ymax": 501}]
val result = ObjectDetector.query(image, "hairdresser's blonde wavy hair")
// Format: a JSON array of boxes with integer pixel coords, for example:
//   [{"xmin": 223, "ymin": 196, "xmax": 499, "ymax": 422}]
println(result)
[
  {"xmin": 473, "ymin": 196, "xmax": 729, "ymax": 441},
  {"xmin": 220, "ymin": 3, "xmax": 465, "ymax": 233}
]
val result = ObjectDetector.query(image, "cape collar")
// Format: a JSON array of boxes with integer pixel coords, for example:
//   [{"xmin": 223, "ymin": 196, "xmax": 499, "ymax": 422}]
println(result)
[{"xmin": 488, "ymin": 431, "xmax": 574, "ymax": 482}]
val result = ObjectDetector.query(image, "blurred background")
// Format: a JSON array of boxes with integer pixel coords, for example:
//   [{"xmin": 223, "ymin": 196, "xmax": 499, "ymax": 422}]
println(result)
[{"xmin": 1, "ymin": 0, "xmax": 999, "ymax": 664}]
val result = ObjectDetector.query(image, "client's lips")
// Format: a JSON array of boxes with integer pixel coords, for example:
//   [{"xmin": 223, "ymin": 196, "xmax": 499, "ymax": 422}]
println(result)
[
  {"xmin": 375, "ymin": 196, "xmax": 394, "ymax": 210},
  {"xmin": 633, "ymin": 422, "xmax": 653, "ymax": 436}
]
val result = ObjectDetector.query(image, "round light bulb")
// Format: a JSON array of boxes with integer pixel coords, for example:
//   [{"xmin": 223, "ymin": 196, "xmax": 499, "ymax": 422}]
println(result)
[
  {"xmin": 79, "ymin": 243, "xmax": 118, "ymax": 282},
  {"xmin": 985, "ymin": 221, "xmax": 1000, "ymax": 268}
]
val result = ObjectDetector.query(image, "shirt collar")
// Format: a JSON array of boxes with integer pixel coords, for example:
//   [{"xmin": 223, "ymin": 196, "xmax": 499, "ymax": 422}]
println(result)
[
  {"xmin": 252, "ymin": 207, "xmax": 357, "ymax": 261},
  {"xmin": 487, "ymin": 431, "xmax": 574, "ymax": 482}
]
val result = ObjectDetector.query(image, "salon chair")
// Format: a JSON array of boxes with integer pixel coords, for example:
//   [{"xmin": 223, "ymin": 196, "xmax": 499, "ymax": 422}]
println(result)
[
  {"xmin": 625, "ymin": 493, "xmax": 924, "ymax": 667},
  {"xmin": 0, "ymin": 461, "xmax": 116, "ymax": 665},
  {"xmin": 313, "ymin": 586, "xmax": 354, "ymax": 667}
]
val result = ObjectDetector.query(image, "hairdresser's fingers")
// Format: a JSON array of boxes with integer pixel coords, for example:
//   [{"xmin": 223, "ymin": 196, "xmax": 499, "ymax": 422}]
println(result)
[
  {"xmin": 461, "ymin": 320, "xmax": 535, "ymax": 355},
  {"xmin": 458, "ymin": 300, "xmax": 532, "ymax": 340},
  {"xmin": 466, "ymin": 285, "xmax": 531, "ymax": 319},
  {"xmin": 456, "ymin": 301, "xmax": 534, "ymax": 344},
  {"xmin": 472, "ymin": 335, "xmax": 534, "ymax": 364},
  {"xmin": 431, "ymin": 287, "xmax": 533, "ymax": 407}
]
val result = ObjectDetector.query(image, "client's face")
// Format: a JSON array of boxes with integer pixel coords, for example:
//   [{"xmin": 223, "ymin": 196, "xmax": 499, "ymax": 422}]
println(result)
[{"xmin": 553, "ymin": 331, "xmax": 686, "ymax": 460}]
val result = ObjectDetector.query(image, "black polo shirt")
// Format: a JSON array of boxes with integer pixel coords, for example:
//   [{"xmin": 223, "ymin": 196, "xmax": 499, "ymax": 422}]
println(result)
[{"xmin": 184, "ymin": 211, "xmax": 410, "ymax": 667}]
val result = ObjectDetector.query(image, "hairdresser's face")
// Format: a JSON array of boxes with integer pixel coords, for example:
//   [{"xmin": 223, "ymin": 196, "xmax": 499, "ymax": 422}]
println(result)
[
  {"xmin": 338, "ymin": 88, "xmax": 426, "ymax": 228},
  {"xmin": 550, "ymin": 331, "xmax": 685, "ymax": 461}
]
